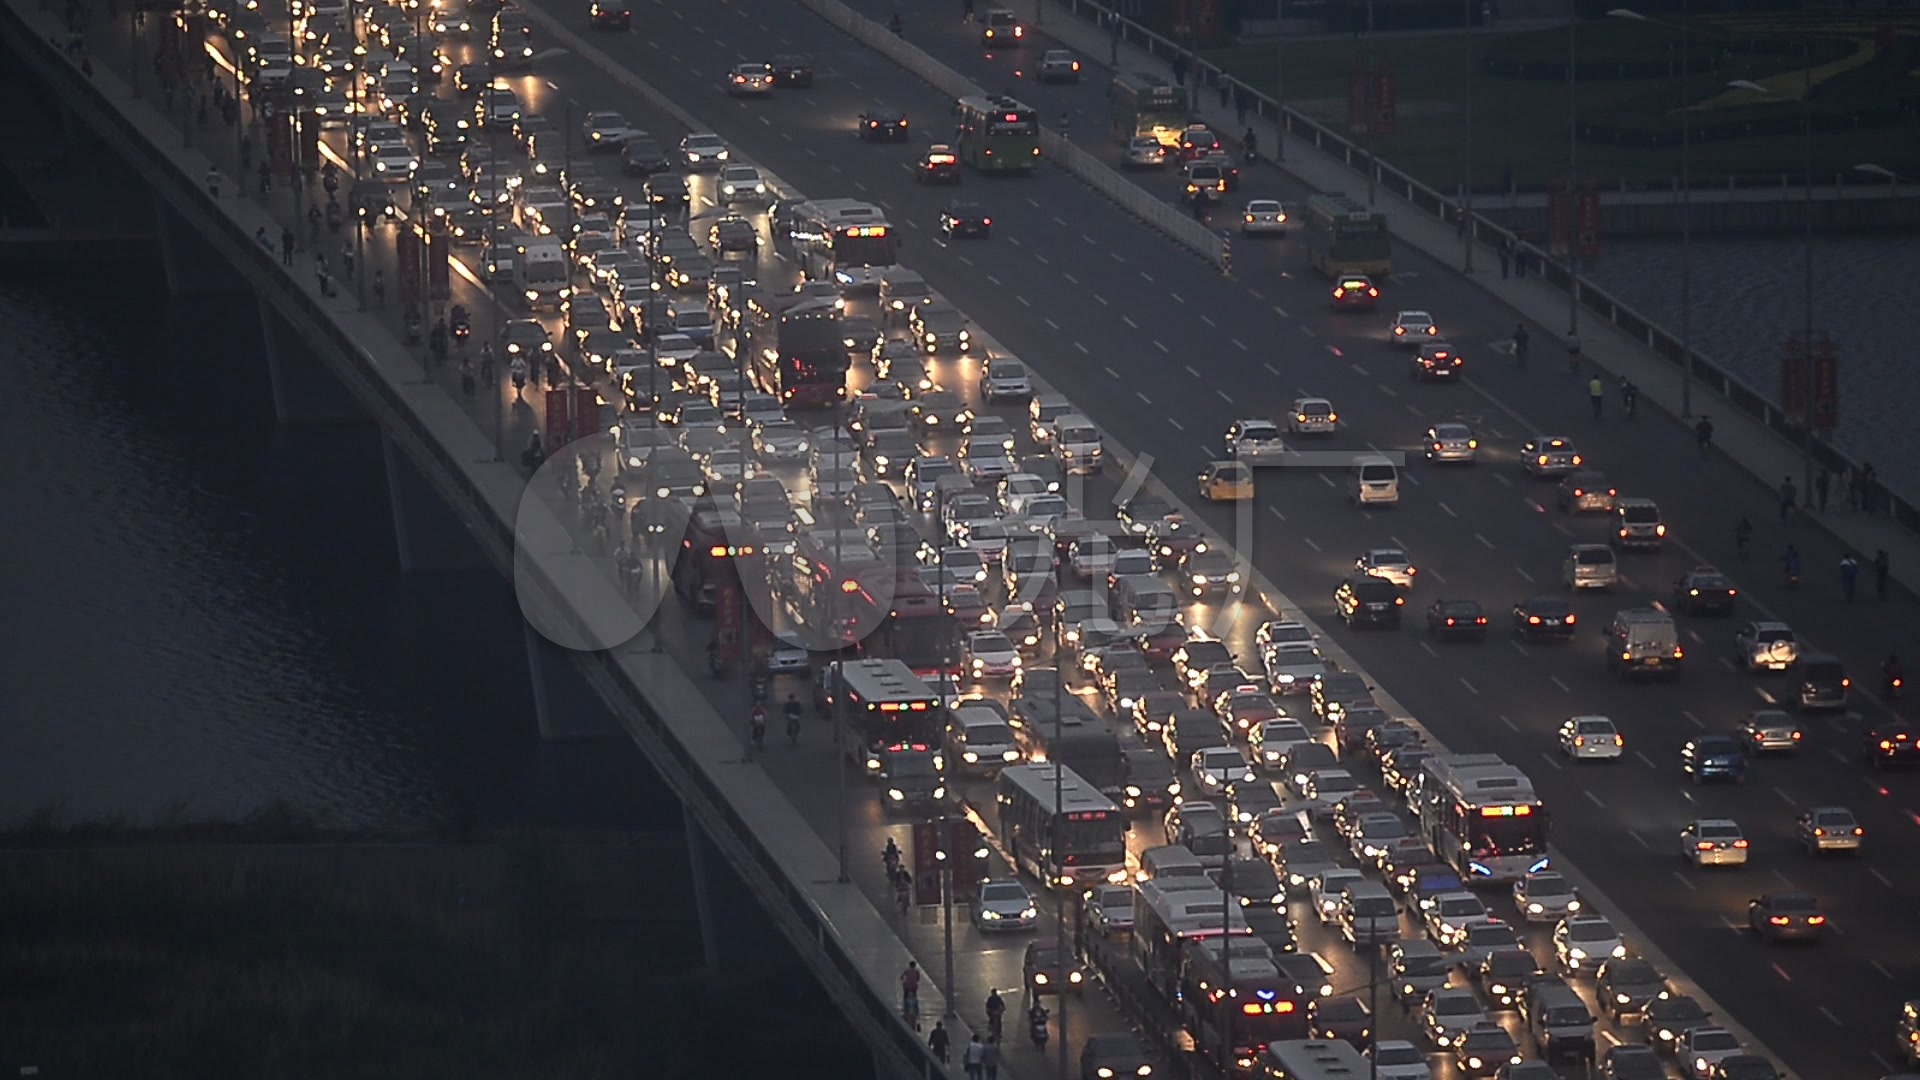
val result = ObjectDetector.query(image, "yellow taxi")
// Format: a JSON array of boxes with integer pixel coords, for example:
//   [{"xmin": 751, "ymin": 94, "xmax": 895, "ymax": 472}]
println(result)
[{"xmin": 1198, "ymin": 461, "xmax": 1254, "ymax": 502}]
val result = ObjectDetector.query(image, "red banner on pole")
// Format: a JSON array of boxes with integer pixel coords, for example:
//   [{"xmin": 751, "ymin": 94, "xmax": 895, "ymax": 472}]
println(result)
[
  {"xmin": 543, "ymin": 391, "xmax": 571, "ymax": 453},
  {"xmin": 427, "ymin": 226, "xmax": 451, "ymax": 303},
  {"xmin": 1576, "ymin": 189, "xmax": 1601, "ymax": 259},
  {"xmin": 570, "ymin": 387, "xmax": 602, "ymax": 443},
  {"xmin": 267, "ymin": 114, "xmax": 293, "ymax": 174},
  {"xmin": 716, "ymin": 583, "xmax": 742, "ymax": 662},
  {"xmin": 1373, "ymin": 71, "xmax": 1397, "ymax": 136},
  {"xmin": 950, "ymin": 819, "xmax": 982, "ymax": 900},
  {"xmin": 395, "ymin": 225, "xmax": 422, "ymax": 306},
  {"xmin": 911, "ymin": 821, "xmax": 944, "ymax": 906},
  {"xmin": 1812, "ymin": 341, "xmax": 1839, "ymax": 431}
]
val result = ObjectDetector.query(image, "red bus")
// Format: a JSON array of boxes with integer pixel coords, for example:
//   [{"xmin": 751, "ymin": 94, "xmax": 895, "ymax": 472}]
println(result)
[
  {"xmin": 666, "ymin": 498, "xmax": 767, "ymax": 615},
  {"xmin": 849, "ymin": 565, "xmax": 954, "ymax": 681},
  {"xmin": 741, "ymin": 296, "xmax": 849, "ymax": 410}
]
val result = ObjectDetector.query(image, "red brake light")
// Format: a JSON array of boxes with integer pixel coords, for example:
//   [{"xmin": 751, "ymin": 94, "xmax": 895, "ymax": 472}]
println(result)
[
  {"xmin": 1694, "ymin": 842, "xmax": 1713, "ymax": 851},
  {"xmin": 1732, "ymin": 839, "xmax": 1748, "ymax": 848},
  {"xmin": 1807, "ymin": 915, "xmax": 1826, "ymax": 925},
  {"xmin": 1768, "ymin": 915, "xmax": 1790, "ymax": 925}
]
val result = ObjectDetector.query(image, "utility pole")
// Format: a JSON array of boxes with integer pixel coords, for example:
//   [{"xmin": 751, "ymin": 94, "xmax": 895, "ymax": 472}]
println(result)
[
  {"xmin": 1461, "ymin": 0, "xmax": 1474, "ymax": 272},
  {"xmin": 1273, "ymin": 0, "xmax": 1285, "ymax": 161},
  {"xmin": 1364, "ymin": 0, "xmax": 1377, "ymax": 205},
  {"xmin": 1566, "ymin": 0, "xmax": 1580, "ymax": 336}
]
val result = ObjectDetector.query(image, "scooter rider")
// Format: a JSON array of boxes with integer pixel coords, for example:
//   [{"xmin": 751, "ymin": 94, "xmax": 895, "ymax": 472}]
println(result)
[{"xmin": 1242, "ymin": 127, "xmax": 1257, "ymax": 162}]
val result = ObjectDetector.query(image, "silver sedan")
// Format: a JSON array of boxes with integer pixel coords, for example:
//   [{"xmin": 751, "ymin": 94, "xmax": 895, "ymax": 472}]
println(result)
[{"xmin": 1735, "ymin": 709, "xmax": 1802, "ymax": 753}]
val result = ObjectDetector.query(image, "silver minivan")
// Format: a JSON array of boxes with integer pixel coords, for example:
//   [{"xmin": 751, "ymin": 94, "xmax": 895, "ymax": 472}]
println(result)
[
  {"xmin": 1352, "ymin": 455, "xmax": 1400, "ymax": 507},
  {"xmin": 1562, "ymin": 544, "xmax": 1618, "ymax": 590},
  {"xmin": 1138, "ymin": 844, "xmax": 1210, "ymax": 882}
]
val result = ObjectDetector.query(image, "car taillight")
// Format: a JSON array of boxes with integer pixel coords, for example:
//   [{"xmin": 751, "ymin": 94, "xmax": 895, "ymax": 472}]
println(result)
[
  {"xmin": 1807, "ymin": 915, "xmax": 1826, "ymax": 925},
  {"xmin": 1695, "ymin": 842, "xmax": 1713, "ymax": 851},
  {"xmin": 1769, "ymin": 916, "xmax": 1789, "ymax": 925},
  {"xmin": 1732, "ymin": 839, "xmax": 1748, "ymax": 848}
]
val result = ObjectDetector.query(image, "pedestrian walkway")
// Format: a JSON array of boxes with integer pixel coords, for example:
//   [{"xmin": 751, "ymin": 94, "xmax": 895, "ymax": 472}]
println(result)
[{"xmin": 1004, "ymin": 0, "xmax": 1920, "ymax": 603}]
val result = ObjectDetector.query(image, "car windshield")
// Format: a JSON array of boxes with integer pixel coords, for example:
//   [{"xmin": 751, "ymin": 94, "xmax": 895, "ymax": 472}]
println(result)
[
  {"xmin": 1769, "ymin": 895, "xmax": 1818, "ymax": 913},
  {"xmin": 1468, "ymin": 924, "xmax": 1517, "ymax": 946},
  {"xmin": 1623, "ymin": 505, "xmax": 1659, "ymax": 522},
  {"xmin": 972, "ymin": 634, "xmax": 1013, "ymax": 653},
  {"xmin": 1374, "ymin": 1046, "xmax": 1422, "ymax": 1066},
  {"xmin": 1693, "ymin": 1031, "xmax": 1740, "ymax": 1052},
  {"xmin": 1698, "ymin": 823, "xmax": 1741, "ymax": 841},
  {"xmin": 1576, "ymin": 549, "xmax": 1613, "ymax": 565},
  {"xmin": 1435, "ymin": 996, "xmax": 1481, "ymax": 1017},
  {"xmin": 1570, "ymin": 921, "xmax": 1616, "ymax": 942},
  {"xmin": 980, "ymin": 882, "xmax": 1027, "ymax": 903},
  {"xmin": 1526, "ymin": 875, "xmax": 1573, "ymax": 897},
  {"xmin": 1439, "ymin": 896, "xmax": 1482, "ymax": 917},
  {"xmin": 1810, "ymin": 810, "xmax": 1853, "ymax": 827}
]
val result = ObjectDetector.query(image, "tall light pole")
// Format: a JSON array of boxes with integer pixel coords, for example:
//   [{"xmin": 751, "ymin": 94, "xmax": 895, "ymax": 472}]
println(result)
[
  {"xmin": 1273, "ymin": 0, "xmax": 1285, "ymax": 161},
  {"xmin": 1364, "ymin": 0, "xmax": 1377, "ymax": 205},
  {"xmin": 1461, "ymin": 0, "xmax": 1475, "ymax": 271},
  {"xmin": 1565, "ymin": 0, "xmax": 1580, "ymax": 337},
  {"xmin": 1732, "ymin": 55, "xmax": 1815, "ymax": 498},
  {"xmin": 1611, "ymin": 5, "xmax": 1694, "ymax": 415}
]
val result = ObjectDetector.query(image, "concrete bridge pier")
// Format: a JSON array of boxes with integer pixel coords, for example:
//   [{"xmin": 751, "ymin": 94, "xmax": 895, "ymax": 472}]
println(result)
[
  {"xmin": 521, "ymin": 623, "xmax": 625, "ymax": 740},
  {"xmin": 682, "ymin": 807, "xmax": 803, "ymax": 984},
  {"xmin": 259, "ymin": 295, "xmax": 365, "ymax": 427},
  {"xmin": 382, "ymin": 431, "xmax": 490, "ymax": 574},
  {"xmin": 153, "ymin": 189, "xmax": 247, "ymax": 296}
]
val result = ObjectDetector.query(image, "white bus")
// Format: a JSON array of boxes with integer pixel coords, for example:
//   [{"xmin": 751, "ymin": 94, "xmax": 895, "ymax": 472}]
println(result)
[
  {"xmin": 823, "ymin": 658, "xmax": 941, "ymax": 770},
  {"xmin": 997, "ymin": 763, "xmax": 1127, "ymax": 889},
  {"xmin": 1412, "ymin": 753, "xmax": 1551, "ymax": 883},
  {"xmin": 1131, "ymin": 878, "xmax": 1251, "ymax": 1002},
  {"xmin": 789, "ymin": 199, "xmax": 897, "ymax": 291},
  {"xmin": 1261, "ymin": 1038, "xmax": 1368, "ymax": 1080}
]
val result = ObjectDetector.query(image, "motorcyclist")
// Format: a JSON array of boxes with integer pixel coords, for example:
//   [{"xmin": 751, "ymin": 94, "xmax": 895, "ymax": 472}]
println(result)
[
  {"xmin": 984, "ymin": 989, "xmax": 1006, "ymax": 1039},
  {"xmin": 1242, "ymin": 127, "xmax": 1257, "ymax": 161},
  {"xmin": 1885, "ymin": 653, "xmax": 1904, "ymax": 696},
  {"xmin": 883, "ymin": 837, "xmax": 902, "ymax": 875},
  {"xmin": 1027, "ymin": 1002, "xmax": 1050, "ymax": 1048},
  {"xmin": 509, "ymin": 353, "xmax": 528, "ymax": 395},
  {"xmin": 1782, "ymin": 544, "xmax": 1803, "ymax": 587},
  {"xmin": 1694, "ymin": 415, "xmax": 1715, "ymax": 456}
]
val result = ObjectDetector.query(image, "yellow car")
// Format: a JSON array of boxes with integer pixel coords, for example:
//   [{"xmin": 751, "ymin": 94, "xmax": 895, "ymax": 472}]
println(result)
[{"xmin": 1199, "ymin": 461, "xmax": 1253, "ymax": 502}]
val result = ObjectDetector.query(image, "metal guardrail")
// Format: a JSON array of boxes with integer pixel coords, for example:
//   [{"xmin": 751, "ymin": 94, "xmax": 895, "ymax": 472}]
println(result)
[
  {"xmin": 0, "ymin": 11, "xmax": 951, "ymax": 1077},
  {"xmin": 800, "ymin": 0, "xmax": 1226, "ymax": 267},
  {"xmin": 1038, "ymin": 0, "xmax": 1918, "ymax": 538}
]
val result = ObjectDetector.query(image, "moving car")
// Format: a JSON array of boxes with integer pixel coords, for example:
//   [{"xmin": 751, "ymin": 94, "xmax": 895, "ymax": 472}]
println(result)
[
  {"xmin": 1288, "ymin": 397, "xmax": 1337, "ymax": 435},
  {"xmin": 1389, "ymin": 310, "xmax": 1438, "ymax": 346},
  {"xmin": 1733, "ymin": 621, "xmax": 1800, "ymax": 672},
  {"xmin": 1512, "ymin": 872, "xmax": 1581, "ymax": 923},
  {"xmin": 1681, "ymin": 735, "xmax": 1748, "ymax": 783},
  {"xmin": 1241, "ymin": 199, "xmax": 1288, "ymax": 235},
  {"xmin": 1330, "ymin": 275, "xmax": 1379, "ymax": 311},
  {"xmin": 1558, "ymin": 715, "xmax": 1623, "ymax": 760},
  {"xmin": 1037, "ymin": 49, "xmax": 1082, "ymax": 82},
  {"xmin": 940, "ymin": 201, "xmax": 991, "ymax": 238},
  {"xmin": 1795, "ymin": 806, "xmax": 1862, "ymax": 854},
  {"xmin": 1512, "ymin": 596, "xmax": 1576, "ymax": 640},
  {"xmin": 858, "ymin": 104, "xmax": 911, "ymax": 141},
  {"xmin": 1426, "ymin": 421, "xmax": 1478, "ymax": 463},
  {"xmin": 1124, "ymin": 137, "xmax": 1169, "ymax": 170},
  {"xmin": 1410, "ymin": 341, "xmax": 1464, "ymax": 380},
  {"xmin": 725, "ymin": 62, "xmax": 774, "ymax": 95},
  {"xmin": 974, "ymin": 878, "xmax": 1038, "ymax": 932},
  {"xmin": 1553, "ymin": 914, "xmax": 1626, "ymax": 975},
  {"xmin": 1681, "ymin": 819, "xmax": 1749, "ymax": 867},
  {"xmin": 1198, "ymin": 461, "xmax": 1253, "ymax": 501},
  {"xmin": 1426, "ymin": 599, "xmax": 1487, "ymax": 640},
  {"xmin": 1735, "ymin": 709, "xmax": 1802, "ymax": 753}
]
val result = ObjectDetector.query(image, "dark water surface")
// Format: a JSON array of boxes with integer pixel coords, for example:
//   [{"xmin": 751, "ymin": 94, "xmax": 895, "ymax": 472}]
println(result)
[{"xmin": 0, "ymin": 272, "xmax": 659, "ymax": 831}]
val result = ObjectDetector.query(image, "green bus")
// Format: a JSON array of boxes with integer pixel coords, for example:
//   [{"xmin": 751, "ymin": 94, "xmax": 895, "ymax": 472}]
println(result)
[
  {"xmin": 954, "ymin": 94, "xmax": 1041, "ymax": 172},
  {"xmin": 1109, "ymin": 71, "xmax": 1187, "ymax": 147},
  {"xmin": 1304, "ymin": 194, "xmax": 1392, "ymax": 277}
]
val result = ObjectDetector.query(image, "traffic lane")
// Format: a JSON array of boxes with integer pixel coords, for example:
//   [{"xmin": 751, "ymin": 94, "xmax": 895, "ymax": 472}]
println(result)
[{"xmin": 644, "ymin": 0, "xmax": 1920, "ymax": 696}]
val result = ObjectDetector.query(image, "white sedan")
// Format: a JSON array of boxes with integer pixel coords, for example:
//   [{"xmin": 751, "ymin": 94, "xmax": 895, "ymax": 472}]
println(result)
[
  {"xmin": 1558, "ymin": 715, "xmax": 1624, "ymax": 760},
  {"xmin": 1554, "ymin": 914, "xmax": 1627, "ymax": 975},
  {"xmin": 1680, "ymin": 818, "xmax": 1749, "ymax": 867},
  {"xmin": 1511, "ymin": 871, "xmax": 1582, "ymax": 922},
  {"xmin": 965, "ymin": 631, "xmax": 1023, "ymax": 678},
  {"xmin": 1191, "ymin": 747, "xmax": 1256, "ymax": 793},
  {"xmin": 1390, "ymin": 310, "xmax": 1440, "ymax": 347},
  {"xmin": 1124, "ymin": 136, "xmax": 1169, "ymax": 169},
  {"xmin": 1367, "ymin": 1040, "xmax": 1431, "ymax": 1080},
  {"xmin": 582, "ymin": 110, "xmax": 636, "ymax": 149},
  {"xmin": 718, "ymin": 164, "xmax": 768, "ymax": 203},
  {"xmin": 1241, "ymin": 199, "xmax": 1289, "ymax": 235}
]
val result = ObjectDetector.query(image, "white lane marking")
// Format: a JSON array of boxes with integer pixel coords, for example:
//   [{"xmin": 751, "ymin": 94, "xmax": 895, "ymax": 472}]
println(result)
[
  {"xmin": 1634, "ymin": 750, "xmax": 1656, "ymax": 769},
  {"xmin": 1318, "ymin": 474, "xmax": 1335, "ymax": 489},
  {"xmin": 957, "ymin": 255, "xmax": 974, "ymax": 266},
  {"xmin": 1426, "ymin": 568, "xmax": 1446, "ymax": 584},
  {"xmin": 1377, "ymin": 384, "xmax": 1398, "ymax": 399},
  {"xmin": 1774, "ymin": 786, "xmax": 1796, "ymax": 807},
  {"xmin": 1034, "ymin": 253, "xmax": 1049, "ymax": 265},
  {"xmin": 1475, "ymin": 534, "xmax": 1496, "ymax": 550},
  {"xmin": 1063, "ymin": 273, "xmax": 1078, "ymax": 284},
  {"xmin": 1140, "ymin": 271, "xmax": 1155, "ymax": 282},
  {"xmin": 1538, "ymin": 751, "xmax": 1564, "ymax": 771},
  {"xmin": 1136, "ymin": 392, "xmax": 1152, "ymax": 404},
  {"xmin": 1509, "ymin": 640, "xmax": 1530, "ymax": 658},
  {"xmin": 1105, "ymin": 366, "xmax": 1120, "ymax": 379},
  {"xmin": 1460, "ymin": 677, "xmax": 1479, "ymax": 695},
  {"xmin": 1493, "ymin": 473, "xmax": 1513, "ymax": 487},
  {"xmin": 1216, "ymin": 390, "xmax": 1233, "ymax": 402},
  {"xmin": 1817, "ymin": 1005, "xmax": 1843, "ymax": 1027},
  {"xmin": 1168, "ymin": 418, "xmax": 1185, "ymax": 431},
  {"xmin": 1074, "ymin": 343, "xmax": 1090, "ymax": 354},
  {"xmin": 1017, "ymin": 296, "xmax": 1032, "ymax": 307},
  {"xmin": 1500, "ymin": 715, "xmax": 1519, "ymax": 731},
  {"xmin": 1263, "ymin": 363, "xmax": 1280, "ymax": 375},
  {"xmin": 1629, "ymin": 830, "xmax": 1649, "ymax": 848},
  {"xmin": 1420, "ymin": 641, "xmax": 1438, "ymax": 658},
  {"xmin": 1550, "ymin": 675, "xmax": 1571, "ymax": 693},
  {"xmin": 1170, "ymin": 291, "xmax": 1185, "ymax": 304},
  {"xmin": 1349, "ymin": 363, "xmax": 1370, "ymax": 377},
  {"xmin": 1273, "ymin": 306, "xmax": 1290, "ymax": 319},
  {"xmin": 1515, "ymin": 567, "xmax": 1535, "ymax": 582},
  {"xmin": 1154, "ymin": 341, "xmax": 1169, "ymax": 354},
  {"xmin": 987, "ymin": 274, "xmax": 1002, "ymax": 286},
  {"xmin": 1300, "ymin": 326, "xmax": 1317, "ymax": 338},
  {"xmin": 1871, "ymin": 958, "xmax": 1894, "ymax": 979},
  {"xmin": 1233, "ymin": 339, "xmax": 1249, "ymax": 351},
  {"xmin": 1093, "ymin": 294, "xmax": 1109, "ymax": 306},
  {"xmin": 1185, "ymin": 365, "xmax": 1202, "ymax": 378},
  {"xmin": 1268, "ymin": 506, "xmax": 1287, "ymax": 522},
  {"xmin": 1200, "ymin": 314, "xmax": 1216, "ymax": 327},
  {"xmin": 1053, "ymin": 215, "xmax": 1069, "ymax": 227},
  {"xmin": 1870, "ymin": 868, "xmax": 1893, "ymax": 888},
  {"xmin": 1085, "ymin": 235, "xmax": 1100, "ymax": 246},
  {"xmin": 1122, "ymin": 316, "xmax": 1138, "ymax": 329},
  {"xmin": 1438, "ymin": 502, "xmax": 1457, "ymax": 518},
  {"xmin": 1045, "ymin": 318, "xmax": 1060, "ymax": 330},
  {"xmin": 1302, "ymin": 536, "xmax": 1321, "ymax": 552},
  {"xmin": 1682, "ymin": 710, "xmax": 1706, "ymax": 729},
  {"xmin": 1585, "ymin": 790, "xmax": 1605, "ymax": 809},
  {"xmin": 1110, "ymin": 252, "xmax": 1125, "ymax": 262},
  {"xmin": 1672, "ymin": 870, "xmax": 1696, "ymax": 891}
]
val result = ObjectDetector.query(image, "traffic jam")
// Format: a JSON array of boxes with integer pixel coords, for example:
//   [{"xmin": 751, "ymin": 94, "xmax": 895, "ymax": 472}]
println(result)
[{"xmin": 185, "ymin": 0, "xmax": 1917, "ymax": 1076}]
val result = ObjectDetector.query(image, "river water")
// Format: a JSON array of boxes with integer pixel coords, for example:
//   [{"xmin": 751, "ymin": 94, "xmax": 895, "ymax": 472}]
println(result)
[
  {"xmin": 0, "ymin": 269, "xmax": 660, "ymax": 831},
  {"xmin": 1582, "ymin": 232, "xmax": 1919, "ymax": 484}
]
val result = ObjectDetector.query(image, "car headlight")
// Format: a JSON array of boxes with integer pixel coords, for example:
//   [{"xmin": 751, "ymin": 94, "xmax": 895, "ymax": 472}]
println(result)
[
  {"xmin": 980, "ymin": 908, "xmax": 1002, "ymax": 920},
  {"xmin": 1567, "ymin": 899, "xmax": 1581, "ymax": 911},
  {"xmin": 1021, "ymin": 907, "xmax": 1038, "ymax": 919},
  {"xmin": 887, "ymin": 788, "xmax": 905, "ymax": 801},
  {"xmin": 1611, "ymin": 944, "xmax": 1628, "ymax": 958},
  {"xmin": 1569, "ymin": 948, "xmax": 1587, "ymax": 960},
  {"xmin": 1527, "ymin": 902, "xmax": 1543, "ymax": 914}
]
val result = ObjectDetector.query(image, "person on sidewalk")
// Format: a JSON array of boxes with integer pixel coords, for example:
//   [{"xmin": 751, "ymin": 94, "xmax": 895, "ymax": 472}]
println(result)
[
  {"xmin": 1563, "ymin": 330, "xmax": 1581, "ymax": 373},
  {"xmin": 1587, "ymin": 376, "xmax": 1604, "ymax": 419},
  {"xmin": 1498, "ymin": 236, "xmax": 1512, "ymax": 278},
  {"xmin": 204, "ymin": 167, "xmax": 221, "ymax": 198},
  {"xmin": 1872, "ymin": 549, "xmax": 1890, "ymax": 600},
  {"xmin": 1840, "ymin": 553, "xmax": 1859, "ymax": 602},
  {"xmin": 981, "ymin": 1038, "xmax": 1001, "ymax": 1080},
  {"xmin": 1694, "ymin": 415, "xmax": 1714, "ymax": 457},
  {"xmin": 1777, "ymin": 476, "xmax": 1797, "ymax": 523},
  {"xmin": 928, "ymin": 1022, "xmax": 950, "ymax": 1064},
  {"xmin": 1814, "ymin": 467, "xmax": 1830, "ymax": 513},
  {"xmin": 280, "ymin": 226, "xmax": 295, "ymax": 267},
  {"xmin": 963, "ymin": 1036, "xmax": 985, "ymax": 1080}
]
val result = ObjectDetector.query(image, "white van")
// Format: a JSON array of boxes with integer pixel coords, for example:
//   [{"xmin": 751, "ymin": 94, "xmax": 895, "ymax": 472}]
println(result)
[
  {"xmin": 1352, "ymin": 455, "xmax": 1399, "ymax": 507},
  {"xmin": 1054, "ymin": 415, "xmax": 1103, "ymax": 475}
]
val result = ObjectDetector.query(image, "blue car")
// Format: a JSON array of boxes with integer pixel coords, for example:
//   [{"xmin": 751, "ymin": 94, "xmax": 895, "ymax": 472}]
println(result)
[{"xmin": 1682, "ymin": 735, "xmax": 1747, "ymax": 783}]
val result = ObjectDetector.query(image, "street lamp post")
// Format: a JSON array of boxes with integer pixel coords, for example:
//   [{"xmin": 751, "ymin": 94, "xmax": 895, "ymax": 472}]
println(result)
[
  {"xmin": 1364, "ymin": 0, "xmax": 1376, "ymax": 205},
  {"xmin": 1461, "ymin": 0, "xmax": 1474, "ymax": 271},
  {"xmin": 1610, "ymin": 5, "xmax": 1694, "ymax": 415},
  {"xmin": 490, "ymin": 98, "xmax": 504, "ymax": 458},
  {"xmin": 1565, "ymin": 0, "xmax": 1580, "ymax": 338},
  {"xmin": 1731, "ymin": 53, "xmax": 1815, "ymax": 499},
  {"xmin": 1273, "ymin": 0, "xmax": 1285, "ymax": 161}
]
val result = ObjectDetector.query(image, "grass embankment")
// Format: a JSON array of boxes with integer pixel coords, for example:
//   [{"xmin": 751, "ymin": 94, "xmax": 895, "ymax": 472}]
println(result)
[
  {"xmin": 0, "ymin": 812, "xmax": 865, "ymax": 1080},
  {"xmin": 1207, "ymin": 14, "xmax": 1920, "ymax": 191}
]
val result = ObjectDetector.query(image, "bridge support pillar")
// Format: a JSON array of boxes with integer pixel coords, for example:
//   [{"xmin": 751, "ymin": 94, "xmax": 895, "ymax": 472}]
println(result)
[
  {"xmin": 260, "ymin": 296, "xmax": 365, "ymax": 427},
  {"xmin": 382, "ymin": 433, "xmax": 489, "ymax": 575},
  {"xmin": 153, "ymin": 190, "xmax": 246, "ymax": 296},
  {"xmin": 682, "ymin": 806, "xmax": 797, "ymax": 984},
  {"xmin": 522, "ymin": 623, "xmax": 624, "ymax": 740}
]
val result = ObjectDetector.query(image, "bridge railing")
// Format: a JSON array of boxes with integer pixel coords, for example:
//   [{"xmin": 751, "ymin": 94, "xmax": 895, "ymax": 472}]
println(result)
[{"xmin": 1035, "ymin": 0, "xmax": 1917, "ymax": 536}]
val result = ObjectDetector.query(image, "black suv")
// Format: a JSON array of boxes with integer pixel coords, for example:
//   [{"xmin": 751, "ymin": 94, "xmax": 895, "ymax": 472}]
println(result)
[
  {"xmin": 940, "ymin": 202, "xmax": 992, "ymax": 239},
  {"xmin": 1335, "ymin": 576, "xmax": 1403, "ymax": 628}
]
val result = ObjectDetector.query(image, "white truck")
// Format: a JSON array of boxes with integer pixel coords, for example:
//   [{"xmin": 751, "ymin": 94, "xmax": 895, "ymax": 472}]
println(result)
[{"xmin": 513, "ymin": 237, "xmax": 570, "ymax": 311}]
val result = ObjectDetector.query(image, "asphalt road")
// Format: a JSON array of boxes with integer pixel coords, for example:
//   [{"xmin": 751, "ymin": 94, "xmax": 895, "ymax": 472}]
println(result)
[
  {"xmin": 158, "ymin": 1, "xmax": 1920, "ymax": 1074},
  {"xmin": 478, "ymin": 2, "xmax": 1920, "ymax": 1076}
]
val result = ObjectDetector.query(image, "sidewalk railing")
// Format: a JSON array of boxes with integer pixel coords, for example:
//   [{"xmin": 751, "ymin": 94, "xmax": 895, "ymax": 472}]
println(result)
[{"xmin": 1038, "ymin": 0, "xmax": 1917, "ymax": 538}]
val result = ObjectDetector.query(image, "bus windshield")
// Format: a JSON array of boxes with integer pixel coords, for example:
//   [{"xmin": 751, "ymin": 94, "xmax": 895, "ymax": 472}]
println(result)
[
  {"xmin": 988, "ymin": 112, "xmax": 1037, "ymax": 136},
  {"xmin": 835, "ymin": 230, "xmax": 894, "ymax": 266},
  {"xmin": 1057, "ymin": 814, "xmax": 1125, "ymax": 864},
  {"xmin": 1470, "ymin": 811, "xmax": 1546, "ymax": 856}
]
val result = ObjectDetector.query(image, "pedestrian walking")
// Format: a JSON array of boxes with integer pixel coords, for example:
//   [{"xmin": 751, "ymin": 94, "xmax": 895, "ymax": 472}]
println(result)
[
  {"xmin": 749, "ymin": 703, "xmax": 767, "ymax": 752},
  {"xmin": 1814, "ymin": 468, "xmax": 1831, "ymax": 513},
  {"xmin": 1841, "ymin": 553, "xmax": 1860, "ymax": 602},
  {"xmin": 1863, "ymin": 462, "xmax": 1882, "ymax": 516},
  {"xmin": 1498, "ymin": 236, "xmax": 1512, "ymax": 278},
  {"xmin": 1587, "ymin": 375, "xmax": 1604, "ymax": 419},
  {"xmin": 1694, "ymin": 415, "xmax": 1714, "ymax": 457},
  {"xmin": 205, "ymin": 167, "xmax": 221, "ymax": 198},
  {"xmin": 510, "ymin": 355, "xmax": 528, "ymax": 396},
  {"xmin": 1778, "ymin": 476, "xmax": 1797, "ymax": 523},
  {"xmin": 341, "ymin": 242, "xmax": 355, "ymax": 280},
  {"xmin": 280, "ymin": 226, "xmax": 295, "ymax": 267},
  {"xmin": 981, "ymin": 1039, "xmax": 1002, "ymax": 1080},
  {"xmin": 928, "ymin": 1021, "xmax": 951, "ymax": 1064},
  {"xmin": 1564, "ymin": 330, "xmax": 1581, "ymax": 373},
  {"xmin": 900, "ymin": 961, "xmax": 922, "ymax": 1021},
  {"xmin": 1873, "ymin": 549, "xmax": 1890, "ymax": 600},
  {"xmin": 254, "ymin": 225, "xmax": 271, "ymax": 250},
  {"xmin": 460, "ymin": 356, "xmax": 476, "ymax": 399},
  {"xmin": 964, "ymin": 1036, "xmax": 985, "ymax": 1080},
  {"xmin": 256, "ymin": 159, "xmax": 272, "ymax": 196},
  {"xmin": 372, "ymin": 270, "xmax": 386, "ymax": 306}
]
